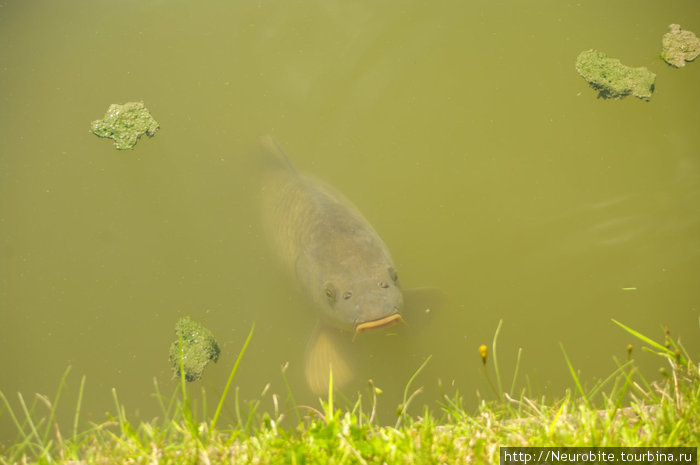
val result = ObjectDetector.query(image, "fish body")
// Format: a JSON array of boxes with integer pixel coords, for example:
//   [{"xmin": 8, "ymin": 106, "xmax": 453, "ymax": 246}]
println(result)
[
  {"xmin": 261, "ymin": 137, "xmax": 403, "ymax": 333},
  {"xmin": 259, "ymin": 136, "xmax": 403, "ymax": 392}
]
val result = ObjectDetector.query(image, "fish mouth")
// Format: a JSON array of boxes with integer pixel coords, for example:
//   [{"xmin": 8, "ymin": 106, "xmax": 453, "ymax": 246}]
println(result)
[{"xmin": 354, "ymin": 313, "xmax": 404, "ymax": 335}]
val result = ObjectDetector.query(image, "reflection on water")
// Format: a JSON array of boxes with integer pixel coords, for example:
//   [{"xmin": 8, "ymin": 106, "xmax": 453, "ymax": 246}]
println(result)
[{"xmin": 1, "ymin": 0, "xmax": 699, "ymax": 438}]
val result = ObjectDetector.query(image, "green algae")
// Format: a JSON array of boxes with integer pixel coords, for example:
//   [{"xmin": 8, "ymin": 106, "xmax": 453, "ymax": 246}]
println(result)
[
  {"xmin": 169, "ymin": 317, "xmax": 220, "ymax": 382},
  {"xmin": 661, "ymin": 24, "xmax": 700, "ymax": 68},
  {"xmin": 90, "ymin": 101, "xmax": 159, "ymax": 150},
  {"xmin": 575, "ymin": 49, "xmax": 656, "ymax": 100}
]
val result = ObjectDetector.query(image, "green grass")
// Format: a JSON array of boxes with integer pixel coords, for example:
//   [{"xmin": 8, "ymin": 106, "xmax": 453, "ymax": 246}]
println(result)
[{"xmin": 1, "ymin": 320, "xmax": 698, "ymax": 464}]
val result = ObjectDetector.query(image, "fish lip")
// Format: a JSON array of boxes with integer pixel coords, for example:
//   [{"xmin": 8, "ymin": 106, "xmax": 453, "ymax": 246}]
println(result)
[{"xmin": 354, "ymin": 312, "xmax": 403, "ymax": 335}]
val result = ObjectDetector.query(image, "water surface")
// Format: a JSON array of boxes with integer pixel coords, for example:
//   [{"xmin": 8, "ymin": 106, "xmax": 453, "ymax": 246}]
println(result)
[{"xmin": 1, "ymin": 0, "xmax": 699, "ymax": 437}]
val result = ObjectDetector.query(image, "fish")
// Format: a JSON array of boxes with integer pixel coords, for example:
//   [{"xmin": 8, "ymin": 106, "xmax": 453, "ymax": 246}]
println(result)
[{"xmin": 259, "ymin": 135, "xmax": 404, "ymax": 394}]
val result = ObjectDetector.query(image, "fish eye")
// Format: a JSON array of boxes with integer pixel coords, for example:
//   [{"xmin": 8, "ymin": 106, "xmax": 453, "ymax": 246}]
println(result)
[
  {"xmin": 343, "ymin": 291, "xmax": 352, "ymax": 300},
  {"xmin": 378, "ymin": 281, "xmax": 389, "ymax": 289},
  {"xmin": 388, "ymin": 267, "xmax": 398, "ymax": 282}
]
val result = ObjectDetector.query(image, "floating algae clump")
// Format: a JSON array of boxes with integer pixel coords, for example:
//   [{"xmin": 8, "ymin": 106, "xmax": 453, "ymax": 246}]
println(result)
[
  {"xmin": 169, "ymin": 317, "xmax": 220, "ymax": 382},
  {"xmin": 661, "ymin": 24, "xmax": 700, "ymax": 68},
  {"xmin": 90, "ymin": 101, "xmax": 159, "ymax": 150},
  {"xmin": 575, "ymin": 49, "xmax": 655, "ymax": 100}
]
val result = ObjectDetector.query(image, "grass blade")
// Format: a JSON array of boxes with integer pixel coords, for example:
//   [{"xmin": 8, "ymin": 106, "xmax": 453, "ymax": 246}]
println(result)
[
  {"xmin": 0, "ymin": 390, "xmax": 28, "ymax": 442},
  {"xmin": 280, "ymin": 362, "xmax": 300, "ymax": 424},
  {"xmin": 72, "ymin": 375, "xmax": 86, "ymax": 439},
  {"xmin": 211, "ymin": 322, "xmax": 255, "ymax": 431},
  {"xmin": 492, "ymin": 319, "xmax": 504, "ymax": 397},
  {"xmin": 395, "ymin": 355, "xmax": 432, "ymax": 428},
  {"xmin": 42, "ymin": 366, "xmax": 71, "ymax": 444},
  {"xmin": 587, "ymin": 360, "xmax": 634, "ymax": 401},
  {"xmin": 403, "ymin": 355, "xmax": 432, "ymax": 409},
  {"xmin": 560, "ymin": 343, "xmax": 589, "ymax": 407},
  {"xmin": 17, "ymin": 392, "xmax": 42, "ymax": 448},
  {"xmin": 611, "ymin": 319, "xmax": 671, "ymax": 355},
  {"xmin": 326, "ymin": 365, "xmax": 334, "ymax": 423},
  {"xmin": 510, "ymin": 347, "xmax": 522, "ymax": 396}
]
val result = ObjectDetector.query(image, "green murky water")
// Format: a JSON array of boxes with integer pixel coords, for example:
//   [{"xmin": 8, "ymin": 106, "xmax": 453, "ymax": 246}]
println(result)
[{"xmin": 1, "ymin": 0, "xmax": 699, "ymax": 438}]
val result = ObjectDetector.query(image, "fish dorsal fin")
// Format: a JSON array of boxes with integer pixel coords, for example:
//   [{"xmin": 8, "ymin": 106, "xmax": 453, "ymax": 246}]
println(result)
[
  {"xmin": 304, "ymin": 323, "xmax": 352, "ymax": 395},
  {"xmin": 259, "ymin": 135, "xmax": 297, "ymax": 173}
]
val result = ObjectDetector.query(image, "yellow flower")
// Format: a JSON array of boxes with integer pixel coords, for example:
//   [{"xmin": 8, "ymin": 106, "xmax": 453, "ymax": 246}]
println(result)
[{"xmin": 479, "ymin": 345, "xmax": 488, "ymax": 364}]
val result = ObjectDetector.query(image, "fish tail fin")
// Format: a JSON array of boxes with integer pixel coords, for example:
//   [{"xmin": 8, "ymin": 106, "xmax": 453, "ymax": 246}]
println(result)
[
  {"xmin": 259, "ymin": 135, "xmax": 297, "ymax": 172},
  {"xmin": 305, "ymin": 325, "xmax": 352, "ymax": 395}
]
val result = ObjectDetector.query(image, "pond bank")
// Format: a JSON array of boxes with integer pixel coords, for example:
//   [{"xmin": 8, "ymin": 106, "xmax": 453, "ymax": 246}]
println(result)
[{"xmin": 1, "ymin": 324, "xmax": 697, "ymax": 464}]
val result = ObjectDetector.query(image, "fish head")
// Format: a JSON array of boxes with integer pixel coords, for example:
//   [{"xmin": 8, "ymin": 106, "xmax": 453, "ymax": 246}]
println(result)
[{"xmin": 318, "ymin": 265, "xmax": 404, "ymax": 334}]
